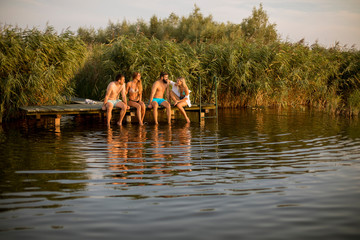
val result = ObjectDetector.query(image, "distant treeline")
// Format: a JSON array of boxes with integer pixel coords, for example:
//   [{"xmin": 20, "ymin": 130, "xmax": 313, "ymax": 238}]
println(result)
[
  {"xmin": 1, "ymin": 5, "xmax": 359, "ymax": 121},
  {"xmin": 77, "ymin": 4, "xmax": 277, "ymax": 45}
]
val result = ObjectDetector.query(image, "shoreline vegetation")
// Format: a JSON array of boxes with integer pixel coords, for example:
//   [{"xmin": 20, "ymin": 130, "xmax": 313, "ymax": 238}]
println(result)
[{"xmin": 1, "ymin": 4, "xmax": 359, "ymax": 121}]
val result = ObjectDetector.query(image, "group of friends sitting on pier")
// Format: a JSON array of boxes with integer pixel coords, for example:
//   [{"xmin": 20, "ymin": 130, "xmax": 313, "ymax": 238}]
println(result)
[{"xmin": 102, "ymin": 71, "xmax": 191, "ymax": 126}]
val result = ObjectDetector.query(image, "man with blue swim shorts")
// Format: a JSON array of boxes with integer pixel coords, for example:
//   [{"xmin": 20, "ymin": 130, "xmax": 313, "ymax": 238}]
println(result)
[
  {"xmin": 102, "ymin": 73, "xmax": 129, "ymax": 127},
  {"xmin": 148, "ymin": 72, "xmax": 172, "ymax": 125}
]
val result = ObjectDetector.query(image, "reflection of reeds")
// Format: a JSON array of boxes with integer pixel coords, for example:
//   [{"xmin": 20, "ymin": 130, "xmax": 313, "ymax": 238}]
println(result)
[{"xmin": 0, "ymin": 26, "xmax": 86, "ymax": 120}]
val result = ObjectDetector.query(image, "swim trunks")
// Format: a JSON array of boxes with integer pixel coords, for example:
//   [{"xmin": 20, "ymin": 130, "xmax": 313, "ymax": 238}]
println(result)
[
  {"xmin": 152, "ymin": 98, "xmax": 166, "ymax": 105},
  {"xmin": 107, "ymin": 99, "xmax": 122, "ymax": 107}
]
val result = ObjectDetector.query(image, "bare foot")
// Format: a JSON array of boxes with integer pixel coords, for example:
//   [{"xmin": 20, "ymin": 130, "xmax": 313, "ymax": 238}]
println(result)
[
  {"xmin": 117, "ymin": 121, "xmax": 122, "ymax": 126},
  {"xmin": 186, "ymin": 117, "xmax": 190, "ymax": 123},
  {"xmin": 139, "ymin": 121, "xmax": 144, "ymax": 126}
]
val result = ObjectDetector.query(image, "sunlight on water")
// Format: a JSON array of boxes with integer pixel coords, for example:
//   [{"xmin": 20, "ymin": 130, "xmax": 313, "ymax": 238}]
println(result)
[{"xmin": 0, "ymin": 109, "xmax": 360, "ymax": 239}]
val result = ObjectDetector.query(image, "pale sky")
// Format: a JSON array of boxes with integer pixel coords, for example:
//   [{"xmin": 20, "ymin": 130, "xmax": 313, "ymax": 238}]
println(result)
[{"xmin": 1, "ymin": 0, "xmax": 360, "ymax": 48}]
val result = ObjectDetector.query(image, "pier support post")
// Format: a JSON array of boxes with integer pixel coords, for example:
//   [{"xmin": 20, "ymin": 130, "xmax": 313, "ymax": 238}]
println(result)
[
  {"xmin": 55, "ymin": 115, "xmax": 61, "ymax": 127},
  {"xmin": 126, "ymin": 115, "xmax": 132, "ymax": 123}
]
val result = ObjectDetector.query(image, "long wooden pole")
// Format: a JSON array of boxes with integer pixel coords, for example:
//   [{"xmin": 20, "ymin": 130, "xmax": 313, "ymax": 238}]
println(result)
[
  {"xmin": 199, "ymin": 76, "xmax": 202, "ymax": 121},
  {"xmin": 215, "ymin": 76, "xmax": 218, "ymax": 119}
]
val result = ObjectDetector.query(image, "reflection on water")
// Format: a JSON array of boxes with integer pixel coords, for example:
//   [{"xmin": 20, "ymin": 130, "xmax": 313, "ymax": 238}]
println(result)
[{"xmin": 0, "ymin": 109, "xmax": 360, "ymax": 239}]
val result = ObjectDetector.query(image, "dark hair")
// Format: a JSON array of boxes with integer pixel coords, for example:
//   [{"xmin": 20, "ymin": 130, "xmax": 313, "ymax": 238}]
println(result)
[
  {"xmin": 115, "ymin": 73, "xmax": 124, "ymax": 81},
  {"xmin": 160, "ymin": 72, "xmax": 168, "ymax": 78}
]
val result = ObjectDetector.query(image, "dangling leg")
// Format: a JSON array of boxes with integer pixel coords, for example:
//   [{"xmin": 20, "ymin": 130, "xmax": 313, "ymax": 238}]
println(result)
[
  {"xmin": 151, "ymin": 101, "xmax": 159, "ymax": 125},
  {"xmin": 161, "ymin": 101, "xmax": 172, "ymax": 125},
  {"xmin": 116, "ymin": 102, "xmax": 127, "ymax": 126},
  {"xmin": 140, "ymin": 101, "xmax": 146, "ymax": 123},
  {"xmin": 176, "ymin": 101, "xmax": 190, "ymax": 123},
  {"xmin": 106, "ymin": 102, "xmax": 114, "ymax": 127},
  {"xmin": 128, "ymin": 101, "xmax": 143, "ymax": 125}
]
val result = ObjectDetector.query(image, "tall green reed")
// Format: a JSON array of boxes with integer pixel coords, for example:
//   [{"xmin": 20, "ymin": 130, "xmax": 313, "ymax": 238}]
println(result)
[{"xmin": 0, "ymin": 26, "xmax": 86, "ymax": 120}]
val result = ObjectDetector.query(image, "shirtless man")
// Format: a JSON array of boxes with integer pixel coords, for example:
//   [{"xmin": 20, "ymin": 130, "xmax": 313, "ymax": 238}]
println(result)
[
  {"xmin": 148, "ymin": 72, "xmax": 172, "ymax": 125},
  {"xmin": 102, "ymin": 73, "xmax": 129, "ymax": 127}
]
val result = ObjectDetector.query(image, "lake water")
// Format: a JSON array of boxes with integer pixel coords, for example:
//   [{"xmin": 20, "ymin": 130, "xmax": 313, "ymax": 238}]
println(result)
[{"xmin": 1, "ymin": 109, "xmax": 360, "ymax": 240}]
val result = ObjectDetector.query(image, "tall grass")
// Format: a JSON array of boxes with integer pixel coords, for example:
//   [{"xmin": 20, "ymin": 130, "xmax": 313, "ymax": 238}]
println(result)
[
  {"xmin": 73, "ymin": 36, "xmax": 360, "ymax": 117},
  {"xmin": 74, "ymin": 35, "xmax": 204, "ymax": 101},
  {"xmin": 0, "ymin": 25, "xmax": 86, "ymax": 120}
]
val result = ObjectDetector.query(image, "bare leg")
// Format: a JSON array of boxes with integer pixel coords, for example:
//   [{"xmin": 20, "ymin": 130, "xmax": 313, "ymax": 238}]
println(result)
[
  {"xmin": 151, "ymin": 101, "xmax": 159, "ymax": 125},
  {"xmin": 116, "ymin": 102, "xmax": 127, "ymax": 126},
  {"xmin": 140, "ymin": 101, "xmax": 146, "ymax": 123},
  {"xmin": 128, "ymin": 101, "xmax": 143, "ymax": 125},
  {"xmin": 106, "ymin": 103, "xmax": 114, "ymax": 127},
  {"xmin": 161, "ymin": 101, "xmax": 172, "ymax": 124},
  {"xmin": 170, "ymin": 91, "xmax": 180, "ymax": 106},
  {"xmin": 176, "ymin": 101, "xmax": 190, "ymax": 123}
]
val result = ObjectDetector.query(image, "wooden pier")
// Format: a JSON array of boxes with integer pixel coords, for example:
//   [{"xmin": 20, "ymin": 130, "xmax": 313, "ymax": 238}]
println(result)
[
  {"xmin": 19, "ymin": 76, "xmax": 219, "ymax": 128},
  {"xmin": 19, "ymin": 100, "xmax": 216, "ymax": 128}
]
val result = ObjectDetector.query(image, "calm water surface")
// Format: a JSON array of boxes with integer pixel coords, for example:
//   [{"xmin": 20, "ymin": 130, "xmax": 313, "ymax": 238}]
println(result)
[{"xmin": 1, "ymin": 109, "xmax": 360, "ymax": 240}]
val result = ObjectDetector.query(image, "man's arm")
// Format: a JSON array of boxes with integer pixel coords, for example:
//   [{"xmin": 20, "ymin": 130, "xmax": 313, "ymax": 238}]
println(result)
[
  {"xmin": 125, "ymin": 82, "xmax": 130, "ymax": 95},
  {"xmin": 103, "ymin": 83, "xmax": 113, "ymax": 108},
  {"xmin": 166, "ymin": 84, "xmax": 170, "ymax": 101},
  {"xmin": 148, "ymin": 82, "xmax": 158, "ymax": 107},
  {"xmin": 121, "ymin": 84, "xmax": 127, "ymax": 105}
]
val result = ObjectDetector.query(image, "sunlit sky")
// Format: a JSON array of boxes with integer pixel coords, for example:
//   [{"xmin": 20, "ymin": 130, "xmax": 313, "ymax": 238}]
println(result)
[{"xmin": 1, "ymin": 0, "xmax": 360, "ymax": 48}]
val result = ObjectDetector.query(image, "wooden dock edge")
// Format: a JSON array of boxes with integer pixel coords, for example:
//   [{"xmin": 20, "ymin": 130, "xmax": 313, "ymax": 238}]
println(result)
[{"xmin": 19, "ymin": 103, "xmax": 216, "ymax": 128}]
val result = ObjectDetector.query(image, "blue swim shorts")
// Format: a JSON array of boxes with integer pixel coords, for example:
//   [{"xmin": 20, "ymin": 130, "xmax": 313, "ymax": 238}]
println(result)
[
  {"xmin": 107, "ymin": 99, "xmax": 122, "ymax": 107},
  {"xmin": 152, "ymin": 98, "xmax": 166, "ymax": 105}
]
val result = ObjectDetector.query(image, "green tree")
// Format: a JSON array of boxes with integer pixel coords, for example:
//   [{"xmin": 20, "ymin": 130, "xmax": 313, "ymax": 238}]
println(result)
[{"xmin": 240, "ymin": 3, "xmax": 278, "ymax": 44}]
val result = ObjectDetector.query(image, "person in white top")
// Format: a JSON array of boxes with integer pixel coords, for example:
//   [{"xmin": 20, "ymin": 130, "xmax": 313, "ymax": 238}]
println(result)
[{"xmin": 170, "ymin": 77, "xmax": 191, "ymax": 123}]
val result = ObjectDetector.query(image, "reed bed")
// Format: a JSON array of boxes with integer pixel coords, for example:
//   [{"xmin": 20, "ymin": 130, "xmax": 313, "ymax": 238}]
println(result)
[
  {"xmin": 74, "ymin": 37, "xmax": 360, "ymax": 116},
  {"xmin": 1, "ymin": 4, "xmax": 359, "ymax": 121},
  {"xmin": 0, "ymin": 26, "xmax": 86, "ymax": 120}
]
